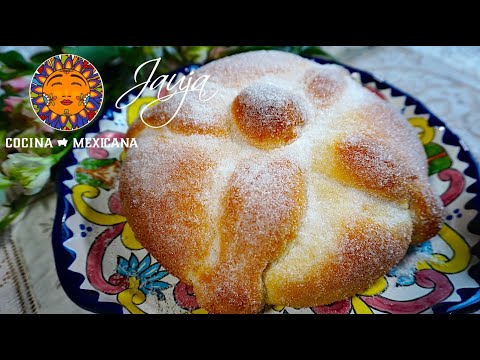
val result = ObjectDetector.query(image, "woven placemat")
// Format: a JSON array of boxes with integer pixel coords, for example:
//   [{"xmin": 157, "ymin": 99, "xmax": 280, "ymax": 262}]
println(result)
[{"xmin": 0, "ymin": 228, "xmax": 38, "ymax": 314}]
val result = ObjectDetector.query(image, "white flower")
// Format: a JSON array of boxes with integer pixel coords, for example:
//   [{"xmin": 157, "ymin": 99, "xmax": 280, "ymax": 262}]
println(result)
[{"xmin": 1, "ymin": 153, "xmax": 55, "ymax": 195}]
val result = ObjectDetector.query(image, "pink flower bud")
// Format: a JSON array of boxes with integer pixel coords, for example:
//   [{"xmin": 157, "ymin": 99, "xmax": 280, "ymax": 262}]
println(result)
[
  {"xmin": 2, "ymin": 76, "xmax": 29, "ymax": 92},
  {"xmin": 3, "ymin": 96, "xmax": 24, "ymax": 112}
]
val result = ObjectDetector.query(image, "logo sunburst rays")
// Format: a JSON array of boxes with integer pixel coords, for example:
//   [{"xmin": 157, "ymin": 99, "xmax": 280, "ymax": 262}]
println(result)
[{"xmin": 30, "ymin": 54, "xmax": 103, "ymax": 131}]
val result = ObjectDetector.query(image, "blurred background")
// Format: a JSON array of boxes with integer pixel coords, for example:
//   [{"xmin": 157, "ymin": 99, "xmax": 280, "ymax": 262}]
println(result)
[{"xmin": 0, "ymin": 46, "xmax": 479, "ymax": 313}]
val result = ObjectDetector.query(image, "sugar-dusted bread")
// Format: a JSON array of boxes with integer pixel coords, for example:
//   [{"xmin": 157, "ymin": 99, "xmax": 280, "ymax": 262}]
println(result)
[{"xmin": 119, "ymin": 50, "xmax": 443, "ymax": 313}]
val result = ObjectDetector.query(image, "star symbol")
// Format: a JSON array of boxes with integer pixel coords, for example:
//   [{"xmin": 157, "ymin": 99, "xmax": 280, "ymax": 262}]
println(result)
[{"xmin": 58, "ymin": 138, "xmax": 68, "ymax": 147}]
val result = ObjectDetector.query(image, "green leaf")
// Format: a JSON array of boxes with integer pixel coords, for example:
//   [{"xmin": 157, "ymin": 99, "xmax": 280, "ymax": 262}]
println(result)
[
  {"xmin": 75, "ymin": 171, "xmax": 104, "ymax": 189},
  {"xmin": 49, "ymin": 46, "xmax": 64, "ymax": 54},
  {"xmin": 163, "ymin": 46, "xmax": 183, "ymax": 62},
  {"xmin": 180, "ymin": 46, "xmax": 213, "ymax": 63},
  {"xmin": 62, "ymin": 46, "xmax": 124, "ymax": 68},
  {"xmin": 0, "ymin": 68, "xmax": 33, "ymax": 81},
  {"xmin": 30, "ymin": 51, "xmax": 58, "ymax": 65},
  {"xmin": 0, "ymin": 51, "xmax": 35, "ymax": 71},
  {"xmin": 211, "ymin": 46, "xmax": 277, "ymax": 58},
  {"xmin": 0, "ymin": 130, "xmax": 7, "ymax": 147},
  {"xmin": 118, "ymin": 46, "xmax": 146, "ymax": 68},
  {"xmin": 297, "ymin": 46, "xmax": 338, "ymax": 62}
]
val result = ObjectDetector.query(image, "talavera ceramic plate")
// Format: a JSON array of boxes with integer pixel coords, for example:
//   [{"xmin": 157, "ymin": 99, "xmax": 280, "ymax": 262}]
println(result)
[{"xmin": 52, "ymin": 58, "xmax": 480, "ymax": 314}]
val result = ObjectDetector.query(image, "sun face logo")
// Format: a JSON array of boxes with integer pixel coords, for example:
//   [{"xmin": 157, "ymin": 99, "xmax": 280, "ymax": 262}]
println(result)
[{"xmin": 30, "ymin": 54, "xmax": 104, "ymax": 131}]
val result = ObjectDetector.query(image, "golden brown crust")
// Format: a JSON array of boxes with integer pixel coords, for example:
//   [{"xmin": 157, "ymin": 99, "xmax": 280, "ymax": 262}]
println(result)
[
  {"xmin": 125, "ymin": 118, "xmax": 146, "ymax": 139},
  {"xmin": 232, "ymin": 83, "xmax": 306, "ymax": 148},
  {"xmin": 333, "ymin": 134, "xmax": 414, "ymax": 200},
  {"xmin": 324, "ymin": 105, "xmax": 443, "ymax": 245},
  {"xmin": 120, "ymin": 50, "xmax": 443, "ymax": 313},
  {"xmin": 410, "ymin": 187, "xmax": 444, "ymax": 244},
  {"xmin": 264, "ymin": 219, "xmax": 411, "ymax": 307},
  {"xmin": 194, "ymin": 157, "xmax": 305, "ymax": 313},
  {"xmin": 119, "ymin": 142, "xmax": 216, "ymax": 282}
]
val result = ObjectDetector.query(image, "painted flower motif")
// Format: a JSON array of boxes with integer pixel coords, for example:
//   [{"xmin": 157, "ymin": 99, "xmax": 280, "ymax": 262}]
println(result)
[
  {"xmin": 388, "ymin": 241, "xmax": 433, "ymax": 286},
  {"xmin": 86, "ymin": 131, "xmax": 126, "ymax": 160},
  {"xmin": 173, "ymin": 281, "xmax": 208, "ymax": 314},
  {"xmin": 311, "ymin": 269, "xmax": 453, "ymax": 314},
  {"xmin": 116, "ymin": 254, "xmax": 170, "ymax": 301},
  {"xmin": 75, "ymin": 158, "xmax": 120, "ymax": 190},
  {"xmin": 72, "ymin": 185, "xmax": 141, "ymax": 250},
  {"xmin": 71, "ymin": 131, "xmax": 126, "ymax": 190}
]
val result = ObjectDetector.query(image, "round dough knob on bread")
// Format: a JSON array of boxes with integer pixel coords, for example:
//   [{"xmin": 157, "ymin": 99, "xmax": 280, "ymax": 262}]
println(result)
[
  {"xmin": 120, "ymin": 50, "xmax": 443, "ymax": 314},
  {"xmin": 232, "ymin": 83, "xmax": 306, "ymax": 148}
]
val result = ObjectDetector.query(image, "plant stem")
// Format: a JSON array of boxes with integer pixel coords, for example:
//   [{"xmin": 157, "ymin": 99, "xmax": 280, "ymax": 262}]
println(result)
[
  {"xmin": 50, "ymin": 132, "xmax": 81, "ymax": 164},
  {"xmin": 0, "ymin": 194, "xmax": 29, "ymax": 231}
]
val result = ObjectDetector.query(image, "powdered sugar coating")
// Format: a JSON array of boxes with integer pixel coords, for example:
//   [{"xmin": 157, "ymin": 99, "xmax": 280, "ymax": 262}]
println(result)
[
  {"xmin": 193, "ymin": 155, "xmax": 305, "ymax": 313},
  {"xmin": 120, "ymin": 50, "xmax": 443, "ymax": 313},
  {"xmin": 304, "ymin": 66, "xmax": 348, "ymax": 108},
  {"xmin": 142, "ymin": 82, "xmax": 234, "ymax": 136}
]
